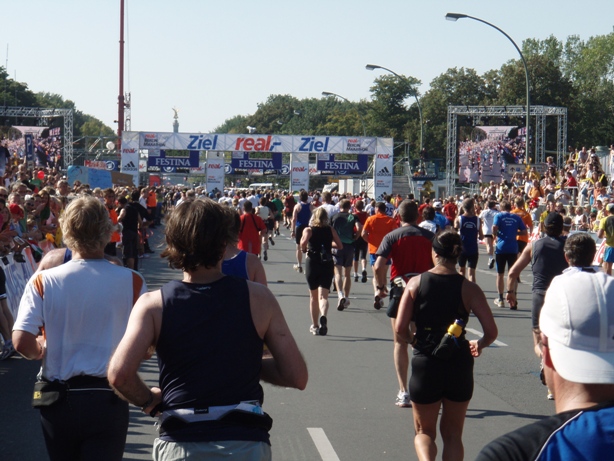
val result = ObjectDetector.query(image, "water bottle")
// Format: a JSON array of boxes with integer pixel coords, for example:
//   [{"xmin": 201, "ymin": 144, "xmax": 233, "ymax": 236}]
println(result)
[{"xmin": 447, "ymin": 319, "xmax": 465, "ymax": 339}]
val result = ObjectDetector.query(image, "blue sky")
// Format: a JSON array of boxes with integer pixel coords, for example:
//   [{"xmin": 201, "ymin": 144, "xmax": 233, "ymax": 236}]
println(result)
[{"xmin": 4, "ymin": 0, "xmax": 613, "ymax": 135}]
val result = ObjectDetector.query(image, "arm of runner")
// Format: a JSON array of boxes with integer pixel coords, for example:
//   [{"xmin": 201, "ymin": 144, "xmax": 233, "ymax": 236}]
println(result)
[
  {"xmin": 108, "ymin": 290, "xmax": 163, "ymax": 415},
  {"xmin": 394, "ymin": 276, "xmax": 420, "ymax": 344},
  {"xmin": 251, "ymin": 283, "xmax": 308, "ymax": 390},
  {"xmin": 463, "ymin": 281, "xmax": 498, "ymax": 357},
  {"xmin": 506, "ymin": 242, "xmax": 532, "ymax": 305},
  {"xmin": 331, "ymin": 227, "xmax": 343, "ymax": 250},
  {"xmin": 246, "ymin": 252, "xmax": 267, "ymax": 286},
  {"xmin": 373, "ymin": 255, "xmax": 389, "ymax": 297}
]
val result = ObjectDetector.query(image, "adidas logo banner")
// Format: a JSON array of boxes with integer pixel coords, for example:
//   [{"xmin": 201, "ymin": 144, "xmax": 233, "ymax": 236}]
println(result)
[
  {"xmin": 373, "ymin": 141, "xmax": 394, "ymax": 200},
  {"xmin": 121, "ymin": 135, "xmax": 140, "ymax": 186}
]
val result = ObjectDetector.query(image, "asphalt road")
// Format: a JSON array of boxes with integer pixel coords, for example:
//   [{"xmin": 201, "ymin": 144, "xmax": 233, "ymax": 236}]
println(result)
[{"xmin": 0, "ymin": 225, "xmax": 554, "ymax": 461}]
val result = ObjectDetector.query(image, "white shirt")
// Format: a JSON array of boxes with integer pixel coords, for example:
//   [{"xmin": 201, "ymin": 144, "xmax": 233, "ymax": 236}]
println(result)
[{"xmin": 14, "ymin": 259, "xmax": 147, "ymax": 381}]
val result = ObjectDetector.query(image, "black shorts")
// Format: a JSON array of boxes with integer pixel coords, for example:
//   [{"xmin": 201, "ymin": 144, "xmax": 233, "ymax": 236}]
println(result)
[
  {"xmin": 517, "ymin": 240, "xmax": 527, "ymax": 255},
  {"xmin": 409, "ymin": 347, "xmax": 474, "ymax": 404},
  {"xmin": 266, "ymin": 219, "xmax": 275, "ymax": 231},
  {"xmin": 122, "ymin": 229, "xmax": 139, "ymax": 260},
  {"xmin": 531, "ymin": 290, "xmax": 547, "ymax": 330},
  {"xmin": 353, "ymin": 237, "xmax": 368, "ymax": 261},
  {"xmin": 495, "ymin": 253, "xmax": 517, "ymax": 274},
  {"xmin": 458, "ymin": 253, "xmax": 478, "ymax": 269},
  {"xmin": 305, "ymin": 256, "xmax": 334, "ymax": 290},
  {"xmin": 295, "ymin": 224, "xmax": 307, "ymax": 245},
  {"xmin": 333, "ymin": 244, "xmax": 354, "ymax": 268}
]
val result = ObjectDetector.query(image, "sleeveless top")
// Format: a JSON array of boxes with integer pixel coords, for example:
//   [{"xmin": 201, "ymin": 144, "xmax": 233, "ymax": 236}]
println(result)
[
  {"xmin": 157, "ymin": 277, "xmax": 267, "ymax": 443},
  {"xmin": 459, "ymin": 215, "xmax": 479, "ymax": 255},
  {"xmin": 531, "ymin": 236, "xmax": 568, "ymax": 292},
  {"xmin": 413, "ymin": 272, "xmax": 469, "ymax": 353},
  {"xmin": 307, "ymin": 226, "xmax": 333, "ymax": 262},
  {"xmin": 296, "ymin": 201, "xmax": 311, "ymax": 228},
  {"xmin": 222, "ymin": 250, "xmax": 249, "ymax": 280}
]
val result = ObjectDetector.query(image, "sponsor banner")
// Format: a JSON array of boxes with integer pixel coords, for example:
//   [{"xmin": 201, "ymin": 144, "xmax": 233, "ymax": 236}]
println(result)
[
  {"xmin": 24, "ymin": 134, "xmax": 34, "ymax": 164},
  {"xmin": 148, "ymin": 150, "xmax": 199, "ymax": 168},
  {"xmin": 290, "ymin": 153, "xmax": 309, "ymax": 191},
  {"xmin": 149, "ymin": 175, "xmax": 161, "ymax": 187},
  {"xmin": 309, "ymin": 163, "xmax": 320, "ymax": 175},
  {"xmin": 105, "ymin": 160, "xmax": 119, "ymax": 171},
  {"xmin": 84, "ymin": 160, "xmax": 108, "ymax": 170},
  {"xmin": 134, "ymin": 132, "xmax": 388, "ymax": 155},
  {"xmin": 231, "ymin": 152, "xmax": 282, "ymax": 170},
  {"xmin": 316, "ymin": 154, "xmax": 368, "ymax": 173},
  {"xmin": 120, "ymin": 131, "xmax": 140, "ymax": 186},
  {"xmin": 373, "ymin": 151, "xmax": 393, "ymax": 201},
  {"xmin": 139, "ymin": 160, "xmax": 148, "ymax": 172},
  {"xmin": 206, "ymin": 152, "xmax": 225, "ymax": 192}
]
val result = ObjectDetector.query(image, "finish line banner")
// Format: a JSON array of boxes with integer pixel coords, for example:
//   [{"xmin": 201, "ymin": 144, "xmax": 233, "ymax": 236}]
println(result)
[{"xmin": 129, "ymin": 132, "xmax": 390, "ymax": 155}]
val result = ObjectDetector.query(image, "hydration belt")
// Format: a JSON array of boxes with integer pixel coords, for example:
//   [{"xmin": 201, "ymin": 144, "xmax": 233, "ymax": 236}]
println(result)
[
  {"xmin": 158, "ymin": 401, "xmax": 272, "ymax": 433},
  {"xmin": 391, "ymin": 272, "xmax": 420, "ymax": 289}
]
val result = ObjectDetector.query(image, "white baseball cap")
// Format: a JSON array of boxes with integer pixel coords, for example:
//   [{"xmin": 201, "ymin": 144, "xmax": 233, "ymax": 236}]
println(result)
[
  {"xmin": 540, "ymin": 271, "xmax": 614, "ymax": 384},
  {"xmin": 433, "ymin": 201, "xmax": 442, "ymax": 208}
]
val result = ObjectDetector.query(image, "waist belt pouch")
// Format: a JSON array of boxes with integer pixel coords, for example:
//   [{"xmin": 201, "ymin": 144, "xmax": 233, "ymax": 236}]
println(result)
[
  {"xmin": 32, "ymin": 380, "xmax": 67, "ymax": 408},
  {"xmin": 386, "ymin": 284, "xmax": 405, "ymax": 318},
  {"xmin": 432, "ymin": 334, "xmax": 460, "ymax": 361}
]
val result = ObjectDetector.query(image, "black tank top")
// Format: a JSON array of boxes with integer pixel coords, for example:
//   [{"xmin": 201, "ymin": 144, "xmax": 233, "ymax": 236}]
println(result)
[
  {"xmin": 413, "ymin": 272, "xmax": 469, "ymax": 345},
  {"xmin": 307, "ymin": 226, "xmax": 333, "ymax": 255},
  {"xmin": 531, "ymin": 236, "xmax": 568, "ymax": 291},
  {"xmin": 157, "ymin": 277, "xmax": 267, "ymax": 443}
]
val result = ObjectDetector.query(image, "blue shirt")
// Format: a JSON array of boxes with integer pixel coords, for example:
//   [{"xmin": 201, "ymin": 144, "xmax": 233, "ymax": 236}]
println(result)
[
  {"xmin": 493, "ymin": 212, "xmax": 526, "ymax": 254},
  {"xmin": 434, "ymin": 212, "xmax": 448, "ymax": 231}
]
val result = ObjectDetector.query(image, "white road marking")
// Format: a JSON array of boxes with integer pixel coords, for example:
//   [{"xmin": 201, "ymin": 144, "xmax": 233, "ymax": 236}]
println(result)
[
  {"xmin": 307, "ymin": 427, "xmax": 341, "ymax": 461},
  {"xmin": 466, "ymin": 327, "xmax": 508, "ymax": 346}
]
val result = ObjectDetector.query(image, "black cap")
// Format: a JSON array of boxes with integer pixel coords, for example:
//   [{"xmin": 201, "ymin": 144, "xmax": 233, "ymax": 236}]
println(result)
[{"xmin": 544, "ymin": 212, "xmax": 563, "ymax": 227}]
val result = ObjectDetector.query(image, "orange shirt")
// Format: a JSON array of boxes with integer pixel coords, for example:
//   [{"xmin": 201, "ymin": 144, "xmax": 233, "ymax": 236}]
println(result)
[
  {"xmin": 108, "ymin": 207, "xmax": 121, "ymax": 243},
  {"xmin": 512, "ymin": 207, "xmax": 532, "ymax": 243},
  {"xmin": 363, "ymin": 213, "xmax": 398, "ymax": 254},
  {"xmin": 147, "ymin": 191, "xmax": 157, "ymax": 208}
]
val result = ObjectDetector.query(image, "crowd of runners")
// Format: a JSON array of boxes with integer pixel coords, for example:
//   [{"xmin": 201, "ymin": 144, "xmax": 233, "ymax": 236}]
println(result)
[{"xmin": 2, "ymin": 142, "xmax": 614, "ymax": 460}]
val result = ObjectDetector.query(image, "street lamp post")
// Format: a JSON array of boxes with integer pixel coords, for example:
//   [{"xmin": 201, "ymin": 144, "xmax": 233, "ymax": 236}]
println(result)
[
  {"xmin": 365, "ymin": 64, "xmax": 424, "ymax": 154},
  {"xmin": 445, "ymin": 12, "xmax": 531, "ymax": 161},
  {"xmin": 321, "ymin": 91, "xmax": 367, "ymax": 137}
]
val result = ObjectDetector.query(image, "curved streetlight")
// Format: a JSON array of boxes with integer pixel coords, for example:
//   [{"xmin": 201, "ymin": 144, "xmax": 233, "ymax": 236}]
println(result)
[
  {"xmin": 322, "ymin": 91, "xmax": 367, "ymax": 137},
  {"xmin": 445, "ymin": 12, "xmax": 531, "ymax": 161},
  {"xmin": 365, "ymin": 64, "xmax": 424, "ymax": 154}
]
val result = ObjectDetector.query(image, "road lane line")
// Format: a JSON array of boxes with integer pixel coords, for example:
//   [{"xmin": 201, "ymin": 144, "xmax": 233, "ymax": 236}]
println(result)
[
  {"xmin": 307, "ymin": 427, "xmax": 341, "ymax": 461},
  {"xmin": 466, "ymin": 327, "xmax": 508, "ymax": 346}
]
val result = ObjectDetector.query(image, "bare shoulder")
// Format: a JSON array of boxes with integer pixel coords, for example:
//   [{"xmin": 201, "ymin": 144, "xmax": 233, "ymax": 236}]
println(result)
[{"xmin": 35, "ymin": 248, "xmax": 68, "ymax": 272}]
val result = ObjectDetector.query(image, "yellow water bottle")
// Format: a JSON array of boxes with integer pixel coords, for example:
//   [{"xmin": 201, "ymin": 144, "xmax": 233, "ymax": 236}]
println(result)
[{"xmin": 447, "ymin": 319, "xmax": 465, "ymax": 338}]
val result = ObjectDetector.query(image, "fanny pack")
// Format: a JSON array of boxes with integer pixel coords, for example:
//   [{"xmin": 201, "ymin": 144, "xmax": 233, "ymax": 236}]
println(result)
[
  {"xmin": 32, "ymin": 379, "xmax": 67, "ymax": 408},
  {"xmin": 158, "ymin": 401, "xmax": 273, "ymax": 434},
  {"xmin": 32, "ymin": 375, "xmax": 111, "ymax": 408}
]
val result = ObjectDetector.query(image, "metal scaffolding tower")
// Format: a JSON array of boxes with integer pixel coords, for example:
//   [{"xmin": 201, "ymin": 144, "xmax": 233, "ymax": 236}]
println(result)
[
  {"xmin": 446, "ymin": 105, "xmax": 567, "ymax": 195},
  {"xmin": 0, "ymin": 106, "xmax": 74, "ymax": 166}
]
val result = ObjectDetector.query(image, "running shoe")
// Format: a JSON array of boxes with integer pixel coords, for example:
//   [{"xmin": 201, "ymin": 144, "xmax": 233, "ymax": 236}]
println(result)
[
  {"xmin": 510, "ymin": 302, "xmax": 518, "ymax": 310},
  {"xmin": 488, "ymin": 259, "xmax": 495, "ymax": 269},
  {"xmin": 309, "ymin": 325, "xmax": 319, "ymax": 336},
  {"xmin": 395, "ymin": 391, "xmax": 411, "ymax": 408},
  {"xmin": 318, "ymin": 316, "xmax": 328, "ymax": 336},
  {"xmin": 361, "ymin": 270, "xmax": 368, "ymax": 283},
  {"xmin": 344, "ymin": 298, "xmax": 351, "ymax": 309},
  {"xmin": 354, "ymin": 274, "xmax": 359, "ymax": 282},
  {"xmin": 263, "ymin": 251, "xmax": 268, "ymax": 262},
  {"xmin": 494, "ymin": 298, "xmax": 505, "ymax": 308},
  {"xmin": 374, "ymin": 296, "xmax": 383, "ymax": 310},
  {"xmin": 337, "ymin": 298, "xmax": 346, "ymax": 311},
  {"xmin": 269, "ymin": 237, "xmax": 275, "ymax": 246}
]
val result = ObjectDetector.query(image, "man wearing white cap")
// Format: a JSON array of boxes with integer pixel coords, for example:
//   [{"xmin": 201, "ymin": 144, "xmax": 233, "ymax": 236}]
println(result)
[{"xmin": 476, "ymin": 250, "xmax": 614, "ymax": 460}]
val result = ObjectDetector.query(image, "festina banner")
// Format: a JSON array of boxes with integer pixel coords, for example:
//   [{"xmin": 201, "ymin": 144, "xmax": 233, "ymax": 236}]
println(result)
[
  {"xmin": 231, "ymin": 152, "xmax": 282, "ymax": 170},
  {"xmin": 148, "ymin": 150, "xmax": 199, "ymax": 169},
  {"xmin": 290, "ymin": 153, "xmax": 309, "ymax": 192},
  {"xmin": 120, "ymin": 132, "xmax": 140, "ymax": 186},
  {"xmin": 316, "ymin": 154, "xmax": 368, "ymax": 174},
  {"xmin": 206, "ymin": 152, "xmax": 225, "ymax": 192},
  {"xmin": 373, "ymin": 138, "xmax": 394, "ymax": 200},
  {"xmin": 130, "ymin": 131, "xmax": 388, "ymax": 155}
]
